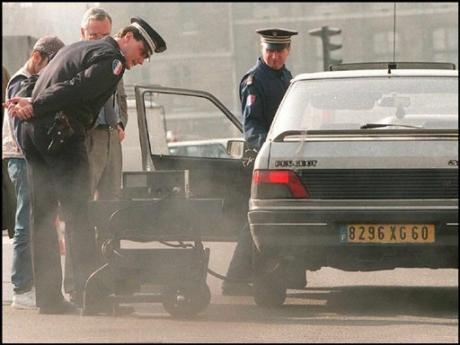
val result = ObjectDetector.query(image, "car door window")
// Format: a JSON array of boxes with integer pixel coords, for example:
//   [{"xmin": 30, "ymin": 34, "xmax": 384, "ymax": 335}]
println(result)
[{"xmin": 143, "ymin": 91, "xmax": 241, "ymax": 159}]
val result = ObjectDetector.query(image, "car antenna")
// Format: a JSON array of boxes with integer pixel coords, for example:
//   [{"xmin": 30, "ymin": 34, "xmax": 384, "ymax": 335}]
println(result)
[
  {"xmin": 389, "ymin": 2, "xmax": 397, "ymax": 74},
  {"xmin": 392, "ymin": 2, "xmax": 397, "ymax": 63}
]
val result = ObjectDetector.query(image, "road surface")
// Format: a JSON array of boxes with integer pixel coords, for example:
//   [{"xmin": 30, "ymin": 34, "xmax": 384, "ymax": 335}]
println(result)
[{"xmin": 2, "ymin": 234, "xmax": 458, "ymax": 343}]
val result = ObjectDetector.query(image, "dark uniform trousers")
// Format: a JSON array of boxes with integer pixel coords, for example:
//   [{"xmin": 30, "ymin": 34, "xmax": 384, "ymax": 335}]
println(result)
[
  {"xmin": 19, "ymin": 114, "xmax": 99, "ymax": 307},
  {"xmin": 225, "ymin": 222, "xmax": 253, "ymax": 281}
]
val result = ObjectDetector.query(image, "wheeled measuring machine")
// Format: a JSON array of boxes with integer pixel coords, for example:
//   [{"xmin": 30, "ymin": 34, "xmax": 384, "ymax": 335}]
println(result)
[{"xmin": 82, "ymin": 170, "xmax": 222, "ymax": 318}]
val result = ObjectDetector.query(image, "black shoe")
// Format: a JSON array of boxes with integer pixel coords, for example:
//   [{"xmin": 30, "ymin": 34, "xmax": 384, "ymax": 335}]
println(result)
[
  {"xmin": 38, "ymin": 300, "xmax": 79, "ymax": 315},
  {"xmin": 222, "ymin": 282, "xmax": 253, "ymax": 296}
]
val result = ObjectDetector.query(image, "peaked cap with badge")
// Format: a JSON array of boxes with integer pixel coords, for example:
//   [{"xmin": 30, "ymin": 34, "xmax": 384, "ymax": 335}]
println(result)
[
  {"xmin": 129, "ymin": 17, "xmax": 167, "ymax": 55},
  {"xmin": 256, "ymin": 28, "xmax": 298, "ymax": 50}
]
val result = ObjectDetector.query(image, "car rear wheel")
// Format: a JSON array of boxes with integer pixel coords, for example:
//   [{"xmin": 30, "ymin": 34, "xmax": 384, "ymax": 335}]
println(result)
[
  {"xmin": 253, "ymin": 272, "xmax": 287, "ymax": 307},
  {"xmin": 252, "ymin": 255, "xmax": 287, "ymax": 307}
]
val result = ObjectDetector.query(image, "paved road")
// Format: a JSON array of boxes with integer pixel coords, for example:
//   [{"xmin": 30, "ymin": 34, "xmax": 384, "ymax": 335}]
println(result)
[{"xmin": 2, "ymin": 234, "xmax": 458, "ymax": 343}]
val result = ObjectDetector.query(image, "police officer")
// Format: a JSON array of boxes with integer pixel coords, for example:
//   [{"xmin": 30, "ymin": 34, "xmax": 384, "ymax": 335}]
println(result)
[
  {"xmin": 7, "ymin": 17, "xmax": 166, "ymax": 314},
  {"xmin": 63, "ymin": 6, "xmax": 130, "ymax": 305},
  {"xmin": 241, "ymin": 28, "xmax": 298, "ymax": 151},
  {"xmin": 222, "ymin": 28, "xmax": 298, "ymax": 296}
]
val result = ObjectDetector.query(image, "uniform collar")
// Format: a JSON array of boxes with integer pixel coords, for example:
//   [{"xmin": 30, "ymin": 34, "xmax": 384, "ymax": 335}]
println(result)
[{"xmin": 103, "ymin": 36, "xmax": 126, "ymax": 60}]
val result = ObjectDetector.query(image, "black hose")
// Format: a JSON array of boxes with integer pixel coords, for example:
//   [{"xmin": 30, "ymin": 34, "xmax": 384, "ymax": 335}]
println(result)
[
  {"xmin": 206, "ymin": 267, "xmax": 250, "ymax": 283},
  {"xmin": 206, "ymin": 267, "xmax": 230, "ymax": 281},
  {"xmin": 158, "ymin": 240, "xmax": 193, "ymax": 248}
]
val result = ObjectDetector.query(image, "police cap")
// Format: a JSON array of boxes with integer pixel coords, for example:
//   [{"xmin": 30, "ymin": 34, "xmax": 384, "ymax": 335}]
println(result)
[
  {"xmin": 256, "ymin": 28, "xmax": 298, "ymax": 50},
  {"xmin": 129, "ymin": 17, "xmax": 167, "ymax": 55}
]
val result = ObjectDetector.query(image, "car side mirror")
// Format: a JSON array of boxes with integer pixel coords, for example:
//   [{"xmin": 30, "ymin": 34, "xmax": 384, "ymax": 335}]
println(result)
[{"xmin": 226, "ymin": 139, "xmax": 246, "ymax": 159}]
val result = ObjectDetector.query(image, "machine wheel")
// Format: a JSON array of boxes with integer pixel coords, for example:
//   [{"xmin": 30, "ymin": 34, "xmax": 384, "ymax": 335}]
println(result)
[{"xmin": 162, "ymin": 283, "xmax": 211, "ymax": 318}]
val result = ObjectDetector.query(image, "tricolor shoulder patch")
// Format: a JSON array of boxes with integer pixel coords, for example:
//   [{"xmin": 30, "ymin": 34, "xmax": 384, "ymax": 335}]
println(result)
[
  {"xmin": 112, "ymin": 59, "xmax": 123, "ymax": 76},
  {"xmin": 246, "ymin": 94, "xmax": 256, "ymax": 106}
]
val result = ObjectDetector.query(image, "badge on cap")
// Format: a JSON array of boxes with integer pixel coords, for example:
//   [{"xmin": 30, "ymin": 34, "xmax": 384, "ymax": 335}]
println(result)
[{"xmin": 112, "ymin": 59, "xmax": 123, "ymax": 76}]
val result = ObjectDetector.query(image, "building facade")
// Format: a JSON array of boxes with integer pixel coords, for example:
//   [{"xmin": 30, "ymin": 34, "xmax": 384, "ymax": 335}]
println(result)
[{"xmin": 2, "ymin": 2, "xmax": 458, "ymax": 114}]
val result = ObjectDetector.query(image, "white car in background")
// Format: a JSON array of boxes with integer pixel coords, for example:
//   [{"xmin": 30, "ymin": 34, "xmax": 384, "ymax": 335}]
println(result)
[
  {"xmin": 248, "ymin": 62, "xmax": 458, "ymax": 307},
  {"xmin": 168, "ymin": 138, "xmax": 239, "ymax": 159}
]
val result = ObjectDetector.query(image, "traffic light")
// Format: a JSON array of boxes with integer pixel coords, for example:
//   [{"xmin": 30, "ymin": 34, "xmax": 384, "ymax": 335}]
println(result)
[{"xmin": 309, "ymin": 26, "xmax": 343, "ymax": 71}]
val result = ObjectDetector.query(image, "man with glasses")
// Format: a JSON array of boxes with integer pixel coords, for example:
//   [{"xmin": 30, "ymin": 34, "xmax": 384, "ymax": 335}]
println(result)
[
  {"xmin": 81, "ymin": 7, "xmax": 127, "ymax": 208},
  {"xmin": 6, "ymin": 17, "xmax": 166, "ymax": 314}
]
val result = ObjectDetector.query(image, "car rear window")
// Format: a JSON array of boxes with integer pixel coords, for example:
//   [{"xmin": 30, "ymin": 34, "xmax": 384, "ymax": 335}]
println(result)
[{"xmin": 270, "ymin": 76, "xmax": 458, "ymax": 137}]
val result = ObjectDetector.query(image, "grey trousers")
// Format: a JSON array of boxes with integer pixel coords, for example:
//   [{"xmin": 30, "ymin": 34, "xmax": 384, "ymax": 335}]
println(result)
[{"xmin": 86, "ymin": 127, "xmax": 123, "ymax": 200}]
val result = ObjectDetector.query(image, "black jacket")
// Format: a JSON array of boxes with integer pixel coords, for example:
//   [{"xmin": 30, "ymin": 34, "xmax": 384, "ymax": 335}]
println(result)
[
  {"xmin": 32, "ymin": 36, "xmax": 126, "ymax": 128},
  {"xmin": 240, "ymin": 57, "xmax": 292, "ymax": 150}
]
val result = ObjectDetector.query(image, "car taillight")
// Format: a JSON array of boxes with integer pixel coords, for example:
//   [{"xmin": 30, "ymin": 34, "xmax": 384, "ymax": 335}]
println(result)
[{"xmin": 251, "ymin": 170, "xmax": 309, "ymax": 199}]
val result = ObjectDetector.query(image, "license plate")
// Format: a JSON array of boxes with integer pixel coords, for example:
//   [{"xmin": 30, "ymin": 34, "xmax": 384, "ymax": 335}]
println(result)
[{"xmin": 340, "ymin": 224, "xmax": 435, "ymax": 243}]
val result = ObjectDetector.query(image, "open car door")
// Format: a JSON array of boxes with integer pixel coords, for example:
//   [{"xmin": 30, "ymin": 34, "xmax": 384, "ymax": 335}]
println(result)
[{"xmin": 134, "ymin": 85, "xmax": 250, "ymax": 241}]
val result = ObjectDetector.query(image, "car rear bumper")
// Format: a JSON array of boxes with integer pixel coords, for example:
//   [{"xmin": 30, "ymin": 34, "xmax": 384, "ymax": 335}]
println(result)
[{"xmin": 248, "ymin": 199, "xmax": 458, "ymax": 269}]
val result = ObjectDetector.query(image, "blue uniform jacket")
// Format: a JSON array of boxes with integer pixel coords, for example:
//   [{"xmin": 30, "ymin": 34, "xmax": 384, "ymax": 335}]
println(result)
[{"xmin": 239, "ymin": 57, "xmax": 292, "ymax": 150}]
